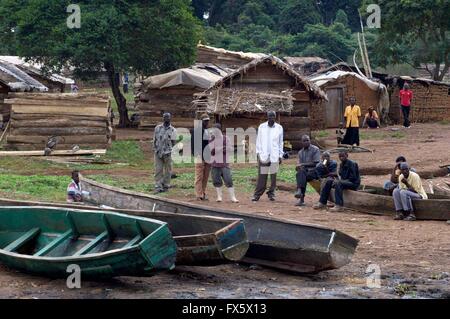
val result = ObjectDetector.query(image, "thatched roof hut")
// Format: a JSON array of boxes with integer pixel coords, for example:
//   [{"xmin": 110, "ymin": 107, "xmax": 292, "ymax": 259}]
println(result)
[{"xmin": 194, "ymin": 55, "xmax": 326, "ymax": 149}]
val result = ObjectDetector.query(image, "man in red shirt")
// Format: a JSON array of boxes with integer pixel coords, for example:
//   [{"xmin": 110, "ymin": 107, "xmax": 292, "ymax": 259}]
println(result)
[{"xmin": 399, "ymin": 83, "xmax": 413, "ymax": 128}]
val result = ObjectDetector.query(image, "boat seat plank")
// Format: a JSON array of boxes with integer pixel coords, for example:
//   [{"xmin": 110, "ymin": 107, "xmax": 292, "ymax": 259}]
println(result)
[
  {"xmin": 123, "ymin": 235, "xmax": 142, "ymax": 249},
  {"xmin": 73, "ymin": 231, "xmax": 108, "ymax": 257},
  {"xmin": 33, "ymin": 230, "xmax": 72, "ymax": 257},
  {"xmin": 66, "ymin": 212, "xmax": 79, "ymax": 239},
  {"xmin": 3, "ymin": 228, "xmax": 40, "ymax": 252}
]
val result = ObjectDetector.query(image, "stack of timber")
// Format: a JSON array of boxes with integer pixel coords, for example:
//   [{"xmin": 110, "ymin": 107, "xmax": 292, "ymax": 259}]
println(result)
[
  {"xmin": 135, "ymin": 65, "xmax": 226, "ymax": 130},
  {"xmin": 0, "ymin": 92, "xmax": 9, "ymax": 124},
  {"xmin": 4, "ymin": 93, "xmax": 113, "ymax": 151}
]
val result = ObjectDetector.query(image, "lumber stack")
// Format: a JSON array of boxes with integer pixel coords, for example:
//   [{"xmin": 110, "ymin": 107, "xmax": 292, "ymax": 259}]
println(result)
[
  {"xmin": 0, "ymin": 93, "xmax": 10, "ymax": 124},
  {"xmin": 4, "ymin": 93, "xmax": 113, "ymax": 151},
  {"xmin": 136, "ymin": 86, "xmax": 198, "ymax": 130}
]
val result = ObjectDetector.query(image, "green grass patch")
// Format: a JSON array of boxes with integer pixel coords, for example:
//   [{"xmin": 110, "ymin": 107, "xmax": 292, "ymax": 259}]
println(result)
[
  {"xmin": 0, "ymin": 174, "xmax": 69, "ymax": 202},
  {"xmin": 105, "ymin": 140, "xmax": 145, "ymax": 165},
  {"xmin": 438, "ymin": 120, "xmax": 450, "ymax": 125}
]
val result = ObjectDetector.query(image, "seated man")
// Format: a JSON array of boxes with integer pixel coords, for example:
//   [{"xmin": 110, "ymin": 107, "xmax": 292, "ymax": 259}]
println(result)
[
  {"xmin": 315, "ymin": 152, "xmax": 338, "ymax": 180},
  {"xmin": 362, "ymin": 106, "xmax": 380, "ymax": 129},
  {"xmin": 313, "ymin": 151, "xmax": 360, "ymax": 212},
  {"xmin": 393, "ymin": 163, "xmax": 427, "ymax": 221},
  {"xmin": 67, "ymin": 170, "xmax": 83, "ymax": 203},
  {"xmin": 295, "ymin": 135, "xmax": 321, "ymax": 206},
  {"xmin": 383, "ymin": 156, "xmax": 415, "ymax": 194}
]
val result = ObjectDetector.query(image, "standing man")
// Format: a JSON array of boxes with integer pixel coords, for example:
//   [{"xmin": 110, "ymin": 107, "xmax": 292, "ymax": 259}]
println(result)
[
  {"xmin": 399, "ymin": 83, "xmax": 413, "ymax": 128},
  {"xmin": 295, "ymin": 135, "xmax": 321, "ymax": 206},
  {"xmin": 191, "ymin": 114, "xmax": 211, "ymax": 201},
  {"xmin": 153, "ymin": 113, "xmax": 177, "ymax": 193},
  {"xmin": 393, "ymin": 163, "xmax": 427, "ymax": 221},
  {"xmin": 313, "ymin": 151, "xmax": 360, "ymax": 212},
  {"xmin": 341, "ymin": 97, "xmax": 361, "ymax": 146},
  {"xmin": 123, "ymin": 73, "xmax": 129, "ymax": 94},
  {"xmin": 252, "ymin": 111, "xmax": 284, "ymax": 202}
]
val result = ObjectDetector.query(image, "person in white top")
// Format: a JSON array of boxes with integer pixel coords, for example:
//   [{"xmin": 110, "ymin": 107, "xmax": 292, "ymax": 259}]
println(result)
[{"xmin": 252, "ymin": 111, "xmax": 284, "ymax": 202}]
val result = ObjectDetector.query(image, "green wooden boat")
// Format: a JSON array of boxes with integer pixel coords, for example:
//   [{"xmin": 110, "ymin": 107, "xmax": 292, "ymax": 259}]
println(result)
[
  {"xmin": 0, "ymin": 198, "xmax": 249, "ymax": 266},
  {"xmin": 0, "ymin": 206, "xmax": 177, "ymax": 278}
]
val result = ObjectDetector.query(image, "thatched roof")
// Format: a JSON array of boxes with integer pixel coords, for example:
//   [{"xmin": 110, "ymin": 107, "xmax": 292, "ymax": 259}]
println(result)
[
  {"xmin": 196, "ymin": 88, "xmax": 295, "ymax": 116},
  {"xmin": 207, "ymin": 55, "xmax": 327, "ymax": 100},
  {"xmin": 0, "ymin": 60, "xmax": 48, "ymax": 92}
]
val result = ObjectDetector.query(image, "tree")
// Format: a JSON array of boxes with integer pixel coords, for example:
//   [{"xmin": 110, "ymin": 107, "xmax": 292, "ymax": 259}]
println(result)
[
  {"xmin": 0, "ymin": 0, "xmax": 202, "ymax": 127},
  {"xmin": 335, "ymin": 9, "xmax": 349, "ymax": 27},
  {"xmin": 293, "ymin": 23, "xmax": 355, "ymax": 63},
  {"xmin": 279, "ymin": 0, "xmax": 322, "ymax": 34},
  {"xmin": 364, "ymin": 0, "xmax": 450, "ymax": 81}
]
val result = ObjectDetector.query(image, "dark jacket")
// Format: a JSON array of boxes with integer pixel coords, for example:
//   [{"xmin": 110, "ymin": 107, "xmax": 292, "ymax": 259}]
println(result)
[
  {"xmin": 339, "ymin": 159, "xmax": 361, "ymax": 186},
  {"xmin": 316, "ymin": 160, "xmax": 338, "ymax": 178}
]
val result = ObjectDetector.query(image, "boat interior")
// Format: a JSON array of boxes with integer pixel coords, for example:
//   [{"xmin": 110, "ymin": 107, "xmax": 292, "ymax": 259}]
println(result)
[{"xmin": 0, "ymin": 207, "xmax": 160, "ymax": 258}]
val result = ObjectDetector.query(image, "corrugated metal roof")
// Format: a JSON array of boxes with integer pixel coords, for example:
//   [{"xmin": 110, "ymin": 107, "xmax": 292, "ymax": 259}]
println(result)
[
  {"xmin": 0, "ymin": 56, "xmax": 74, "ymax": 85},
  {"xmin": 0, "ymin": 60, "xmax": 48, "ymax": 92}
]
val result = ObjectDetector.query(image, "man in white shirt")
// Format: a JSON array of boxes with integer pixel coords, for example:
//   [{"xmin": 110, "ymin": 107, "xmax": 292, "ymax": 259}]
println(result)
[{"xmin": 252, "ymin": 111, "xmax": 284, "ymax": 202}]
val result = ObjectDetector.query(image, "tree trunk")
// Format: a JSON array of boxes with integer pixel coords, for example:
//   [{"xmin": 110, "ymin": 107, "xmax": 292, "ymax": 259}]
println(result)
[{"xmin": 104, "ymin": 61, "xmax": 130, "ymax": 128}]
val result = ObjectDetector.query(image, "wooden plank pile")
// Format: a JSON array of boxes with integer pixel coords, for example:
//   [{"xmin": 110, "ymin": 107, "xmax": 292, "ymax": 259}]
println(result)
[
  {"xmin": 0, "ymin": 92, "xmax": 10, "ymax": 124},
  {"xmin": 136, "ymin": 86, "xmax": 198, "ymax": 130},
  {"xmin": 4, "ymin": 93, "xmax": 113, "ymax": 151}
]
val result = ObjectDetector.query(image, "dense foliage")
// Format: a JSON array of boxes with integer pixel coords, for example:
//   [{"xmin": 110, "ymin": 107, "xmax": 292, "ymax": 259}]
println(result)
[{"xmin": 0, "ymin": 0, "xmax": 202, "ymax": 126}]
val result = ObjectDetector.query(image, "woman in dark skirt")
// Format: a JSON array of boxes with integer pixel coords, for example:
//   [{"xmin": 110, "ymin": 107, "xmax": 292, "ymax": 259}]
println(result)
[{"xmin": 341, "ymin": 97, "xmax": 361, "ymax": 146}]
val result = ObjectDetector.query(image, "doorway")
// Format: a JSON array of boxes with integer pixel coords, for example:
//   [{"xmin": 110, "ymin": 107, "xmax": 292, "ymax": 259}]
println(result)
[{"xmin": 325, "ymin": 88, "xmax": 344, "ymax": 128}]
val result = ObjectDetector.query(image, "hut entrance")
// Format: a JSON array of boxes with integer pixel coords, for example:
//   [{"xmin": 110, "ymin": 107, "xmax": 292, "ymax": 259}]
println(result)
[{"xmin": 325, "ymin": 88, "xmax": 344, "ymax": 127}]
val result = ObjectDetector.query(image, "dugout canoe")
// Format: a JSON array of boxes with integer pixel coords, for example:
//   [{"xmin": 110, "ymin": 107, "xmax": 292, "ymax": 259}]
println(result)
[
  {"xmin": 0, "ymin": 198, "xmax": 249, "ymax": 266},
  {"xmin": 78, "ymin": 176, "xmax": 359, "ymax": 274},
  {"xmin": 324, "ymin": 185, "xmax": 450, "ymax": 221},
  {"xmin": 0, "ymin": 206, "xmax": 177, "ymax": 278}
]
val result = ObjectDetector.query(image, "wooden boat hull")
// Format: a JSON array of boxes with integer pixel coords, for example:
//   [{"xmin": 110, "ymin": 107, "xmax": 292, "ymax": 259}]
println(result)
[
  {"xmin": 0, "ymin": 199, "xmax": 249, "ymax": 266},
  {"xmin": 0, "ymin": 207, "xmax": 177, "ymax": 278},
  {"xmin": 79, "ymin": 176, "xmax": 359, "ymax": 274},
  {"xmin": 327, "ymin": 185, "xmax": 450, "ymax": 221}
]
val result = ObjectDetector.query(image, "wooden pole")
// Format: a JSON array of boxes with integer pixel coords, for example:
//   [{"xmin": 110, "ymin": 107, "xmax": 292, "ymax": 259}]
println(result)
[{"xmin": 0, "ymin": 121, "xmax": 10, "ymax": 144}]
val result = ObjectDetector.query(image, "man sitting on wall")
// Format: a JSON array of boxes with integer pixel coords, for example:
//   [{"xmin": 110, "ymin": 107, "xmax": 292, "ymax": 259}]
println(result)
[
  {"xmin": 393, "ymin": 163, "xmax": 427, "ymax": 221},
  {"xmin": 313, "ymin": 151, "xmax": 360, "ymax": 212},
  {"xmin": 67, "ymin": 171, "xmax": 83, "ymax": 203},
  {"xmin": 294, "ymin": 135, "xmax": 321, "ymax": 206},
  {"xmin": 383, "ymin": 156, "xmax": 416, "ymax": 194}
]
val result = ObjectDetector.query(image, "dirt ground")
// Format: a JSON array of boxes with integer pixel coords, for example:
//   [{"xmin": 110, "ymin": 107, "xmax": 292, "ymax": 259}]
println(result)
[{"xmin": 0, "ymin": 123, "xmax": 449, "ymax": 299}]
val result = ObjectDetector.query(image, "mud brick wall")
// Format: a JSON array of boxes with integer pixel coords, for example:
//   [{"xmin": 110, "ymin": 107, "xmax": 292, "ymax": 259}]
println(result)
[
  {"xmin": 389, "ymin": 83, "xmax": 450, "ymax": 123},
  {"xmin": 310, "ymin": 100, "xmax": 326, "ymax": 130}
]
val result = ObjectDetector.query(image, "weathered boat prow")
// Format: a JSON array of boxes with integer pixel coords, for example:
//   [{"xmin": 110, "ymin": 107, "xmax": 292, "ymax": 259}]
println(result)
[
  {"xmin": 80, "ymin": 176, "xmax": 359, "ymax": 274},
  {"xmin": 0, "ymin": 206, "xmax": 177, "ymax": 278},
  {"xmin": 0, "ymin": 198, "xmax": 249, "ymax": 266},
  {"xmin": 327, "ymin": 185, "xmax": 450, "ymax": 221}
]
